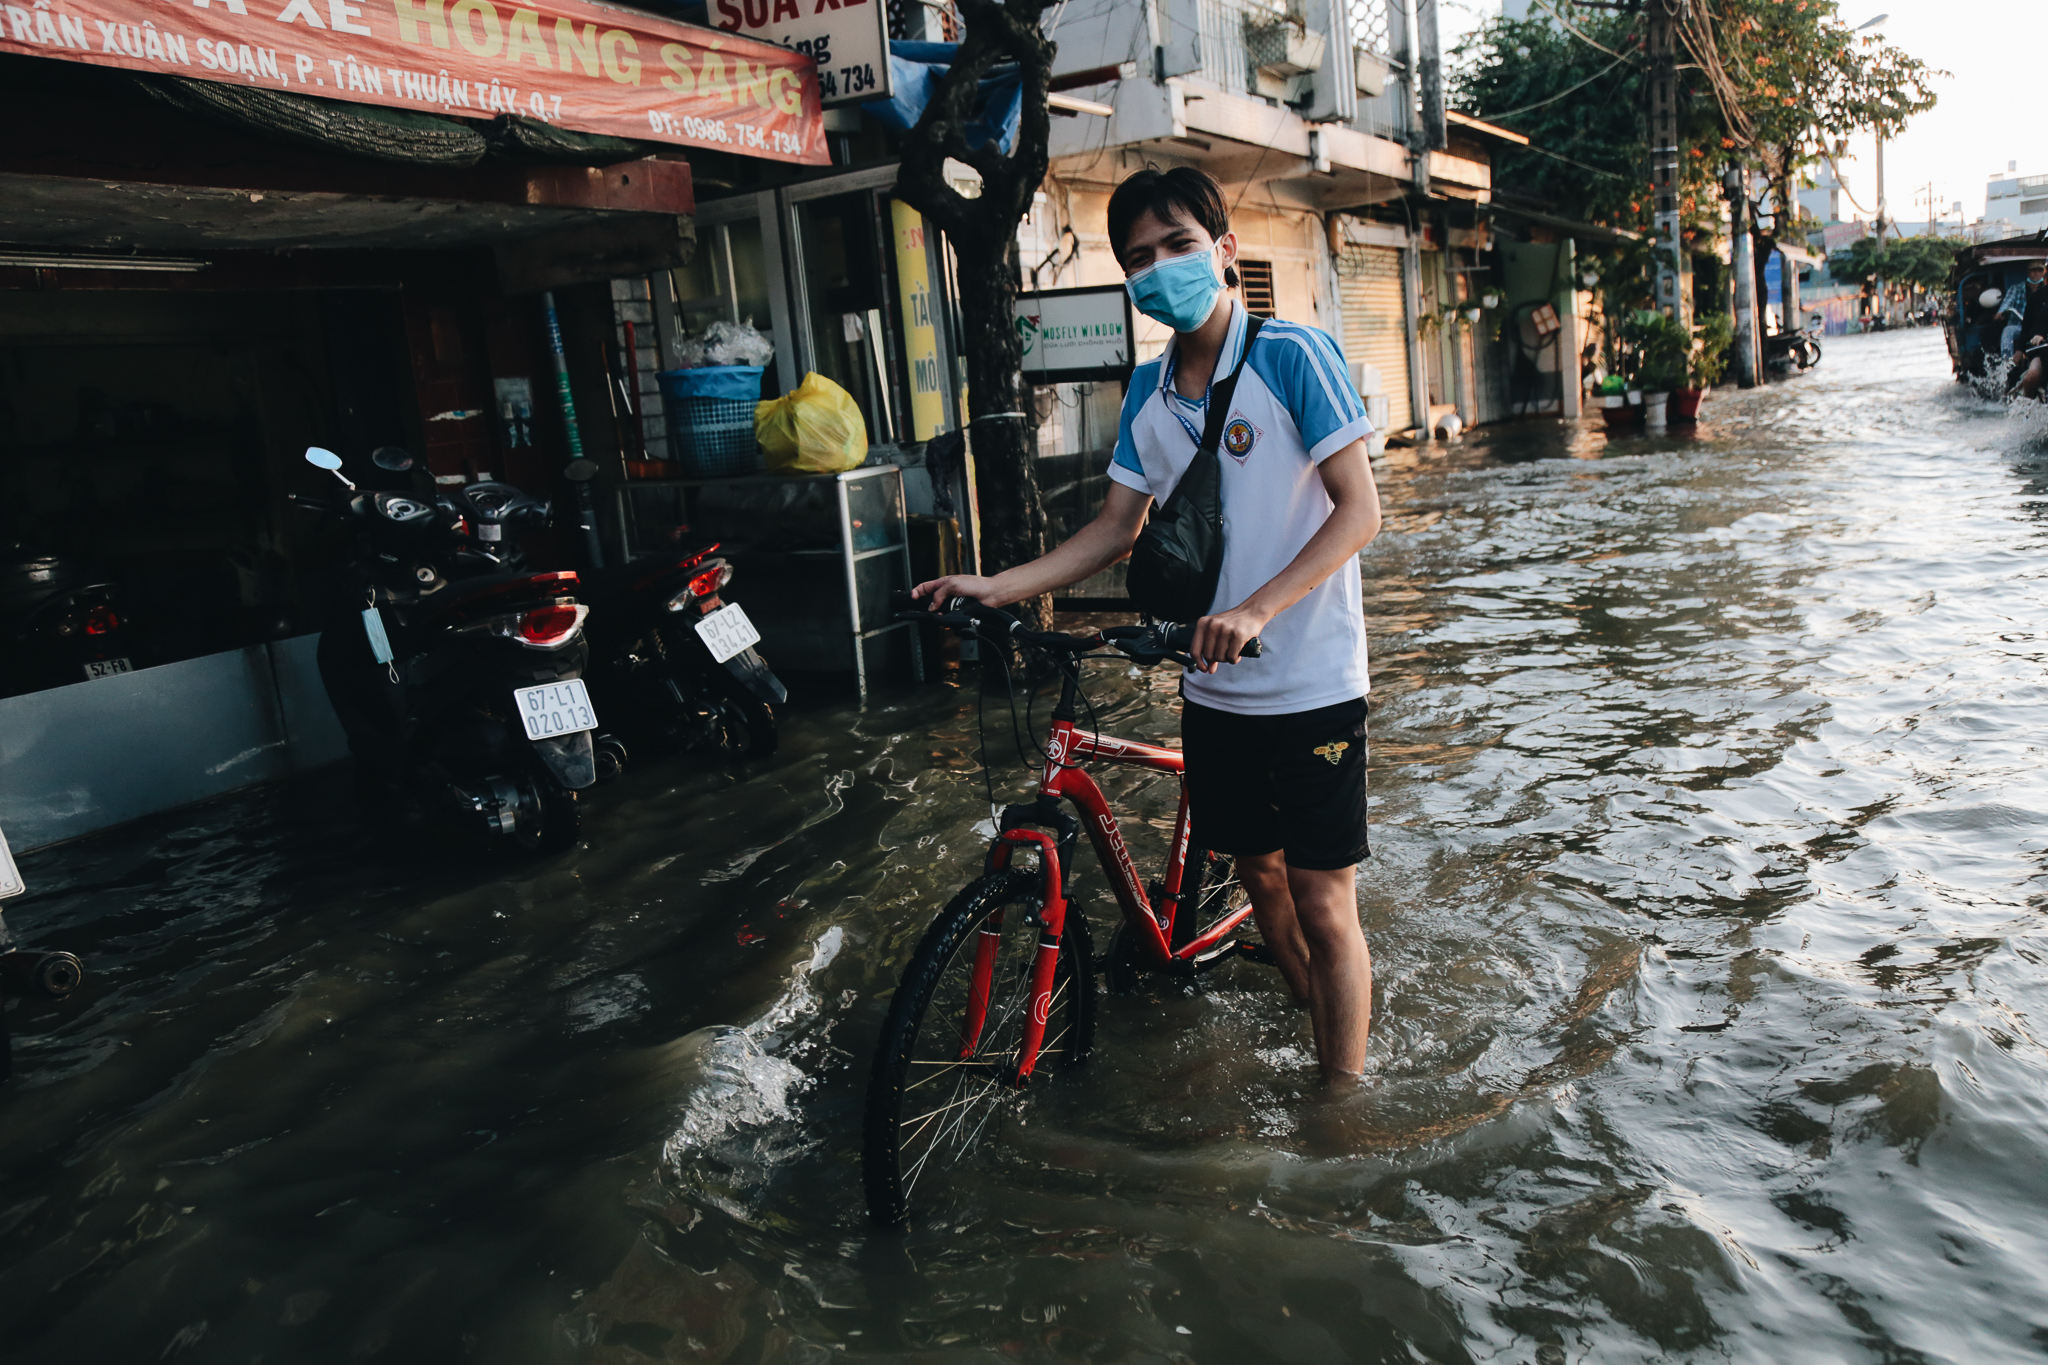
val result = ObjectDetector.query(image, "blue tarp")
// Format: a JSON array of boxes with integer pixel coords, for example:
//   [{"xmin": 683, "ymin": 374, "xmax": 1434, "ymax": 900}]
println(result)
[{"xmin": 861, "ymin": 41, "xmax": 1022, "ymax": 156}]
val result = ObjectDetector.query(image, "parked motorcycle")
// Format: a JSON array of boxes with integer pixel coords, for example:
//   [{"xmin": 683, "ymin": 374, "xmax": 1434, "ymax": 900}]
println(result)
[
  {"xmin": 448, "ymin": 456, "xmax": 784, "ymax": 763},
  {"xmin": 577, "ymin": 535, "xmax": 785, "ymax": 762},
  {"xmin": 1763, "ymin": 323, "xmax": 1822, "ymax": 374},
  {"xmin": 0, "ymin": 544, "xmax": 147, "ymax": 699},
  {"xmin": 299, "ymin": 447, "xmax": 597, "ymax": 852}
]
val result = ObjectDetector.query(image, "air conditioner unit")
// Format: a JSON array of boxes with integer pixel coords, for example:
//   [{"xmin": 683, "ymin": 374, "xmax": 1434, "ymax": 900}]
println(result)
[
  {"xmin": 1354, "ymin": 48, "xmax": 1388, "ymax": 97},
  {"xmin": 1245, "ymin": 22, "xmax": 1327, "ymax": 79}
]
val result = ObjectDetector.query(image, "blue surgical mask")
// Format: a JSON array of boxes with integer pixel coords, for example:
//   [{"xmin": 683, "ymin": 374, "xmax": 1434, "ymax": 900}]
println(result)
[{"xmin": 1125, "ymin": 247, "xmax": 1223, "ymax": 333}]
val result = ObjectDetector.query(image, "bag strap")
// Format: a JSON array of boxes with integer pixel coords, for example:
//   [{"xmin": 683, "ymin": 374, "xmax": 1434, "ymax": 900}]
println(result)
[{"xmin": 1194, "ymin": 315, "xmax": 1264, "ymax": 457}]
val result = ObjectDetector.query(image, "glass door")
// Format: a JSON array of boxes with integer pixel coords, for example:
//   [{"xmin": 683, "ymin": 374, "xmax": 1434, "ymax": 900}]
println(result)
[{"xmin": 785, "ymin": 184, "xmax": 910, "ymax": 447}]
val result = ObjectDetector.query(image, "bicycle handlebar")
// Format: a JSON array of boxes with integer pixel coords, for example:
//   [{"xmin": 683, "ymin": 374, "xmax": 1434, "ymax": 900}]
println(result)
[{"xmin": 894, "ymin": 594, "xmax": 1262, "ymax": 666}]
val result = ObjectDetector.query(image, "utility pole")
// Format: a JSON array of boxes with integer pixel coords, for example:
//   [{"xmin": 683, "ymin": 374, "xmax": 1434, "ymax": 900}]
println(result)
[
  {"xmin": 1646, "ymin": 0, "xmax": 1692, "ymax": 326},
  {"xmin": 1725, "ymin": 165, "xmax": 1759, "ymax": 388}
]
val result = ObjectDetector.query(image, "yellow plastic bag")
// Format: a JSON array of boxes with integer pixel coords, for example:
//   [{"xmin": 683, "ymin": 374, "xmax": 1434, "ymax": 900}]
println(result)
[{"xmin": 755, "ymin": 372, "xmax": 868, "ymax": 475}]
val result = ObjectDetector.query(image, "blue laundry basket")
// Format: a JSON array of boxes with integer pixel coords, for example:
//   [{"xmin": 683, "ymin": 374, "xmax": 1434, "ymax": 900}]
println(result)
[{"xmin": 659, "ymin": 366, "xmax": 765, "ymax": 477}]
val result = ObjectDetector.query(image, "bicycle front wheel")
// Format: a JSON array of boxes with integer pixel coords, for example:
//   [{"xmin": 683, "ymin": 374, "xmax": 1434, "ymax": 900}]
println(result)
[{"xmin": 862, "ymin": 870, "xmax": 1095, "ymax": 1227}]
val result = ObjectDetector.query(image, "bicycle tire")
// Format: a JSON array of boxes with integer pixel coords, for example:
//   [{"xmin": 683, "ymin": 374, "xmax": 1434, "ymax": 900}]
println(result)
[{"xmin": 862, "ymin": 869, "xmax": 1095, "ymax": 1227}]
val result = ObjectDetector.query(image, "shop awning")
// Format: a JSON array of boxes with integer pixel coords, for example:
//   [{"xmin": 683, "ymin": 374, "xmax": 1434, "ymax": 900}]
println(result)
[
  {"xmin": 0, "ymin": 69, "xmax": 699, "ymax": 289},
  {"xmin": 1488, "ymin": 201, "xmax": 1643, "ymax": 246},
  {"xmin": 0, "ymin": 0, "xmax": 827, "ymax": 165}
]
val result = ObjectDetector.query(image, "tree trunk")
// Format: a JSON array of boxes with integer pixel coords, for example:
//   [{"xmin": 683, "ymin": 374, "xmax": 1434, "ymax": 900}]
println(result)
[
  {"xmin": 887, "ymin": 0, "xmax": 1056, "ymax": 630},
  {"xmin": 954, "ymin": 239, "xmax": 1052, "ymax": 629}
]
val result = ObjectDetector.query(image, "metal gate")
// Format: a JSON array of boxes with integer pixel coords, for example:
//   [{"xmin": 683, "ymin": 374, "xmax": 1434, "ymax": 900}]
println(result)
[{"xmin": 1336, "ymin": 244, "xmax": 1411, "ymax": 434}]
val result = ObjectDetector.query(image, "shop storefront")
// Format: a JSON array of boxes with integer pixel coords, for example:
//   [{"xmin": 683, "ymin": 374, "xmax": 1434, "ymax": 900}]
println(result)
[{"xmin": 0, "ymin": 0, "xmax": 836, "ymax": 849}]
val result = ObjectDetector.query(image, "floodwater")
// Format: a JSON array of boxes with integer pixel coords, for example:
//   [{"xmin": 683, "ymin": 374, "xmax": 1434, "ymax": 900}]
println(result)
[{"xmin": 6, "ymin": 329, "xmax": 2048, "ymax": 1363}]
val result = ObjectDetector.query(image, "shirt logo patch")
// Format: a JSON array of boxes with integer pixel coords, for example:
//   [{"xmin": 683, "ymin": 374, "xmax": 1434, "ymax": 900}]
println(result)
[{"xmin": 1222, "ymin": 413, "xmax": 1260, "ymax": 462}]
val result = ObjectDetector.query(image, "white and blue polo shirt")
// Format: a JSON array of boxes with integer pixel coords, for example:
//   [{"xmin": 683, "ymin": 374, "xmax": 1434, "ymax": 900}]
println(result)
[{"xmin": 1109, "ymin": 300, "xmax": 1374, "ymax": 716}]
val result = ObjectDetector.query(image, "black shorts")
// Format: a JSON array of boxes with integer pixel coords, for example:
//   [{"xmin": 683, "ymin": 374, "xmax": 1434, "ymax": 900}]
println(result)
[{"xmin": 1181, "ymin": 696, "xmax": 1369, "ymax": 871}]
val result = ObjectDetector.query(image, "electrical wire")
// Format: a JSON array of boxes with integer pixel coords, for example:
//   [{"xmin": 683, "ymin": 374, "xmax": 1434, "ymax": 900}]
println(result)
[
  {"xmin": 1515, "ymin": 140, "xmax": 1632, "ymax": 181},
  {"xmin": 1530, "ymin": 0, "xmax": 1634, "ymax": 62},
  {"xmin": 1476, "ymin": 49, "xmax": 1632, "ymax": 124}
]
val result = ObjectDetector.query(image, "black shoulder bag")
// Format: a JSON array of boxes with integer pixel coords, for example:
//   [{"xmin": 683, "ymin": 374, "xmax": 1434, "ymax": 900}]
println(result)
[{"xmin": 1125, "ymin": 316, "xmax": 1263, "ymax": 624}]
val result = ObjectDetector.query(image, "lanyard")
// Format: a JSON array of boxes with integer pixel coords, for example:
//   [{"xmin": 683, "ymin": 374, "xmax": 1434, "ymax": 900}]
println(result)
[{"xmin": 1158, "ymin": 310, "xmax": 1243, "ymax": 450}]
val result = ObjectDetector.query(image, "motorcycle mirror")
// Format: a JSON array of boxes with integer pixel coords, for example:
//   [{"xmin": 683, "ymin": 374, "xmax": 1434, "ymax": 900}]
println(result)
[
  {"xmin": 371, "ymin": 445, "xmax": 414, "ymax": 472},
  {"xmin": 304, "ymin": 446, "xmax": 355, "ymax": 490},
  {"xmin": 565, "ymin": 458, "xmax": 600, "ymax": 483}
]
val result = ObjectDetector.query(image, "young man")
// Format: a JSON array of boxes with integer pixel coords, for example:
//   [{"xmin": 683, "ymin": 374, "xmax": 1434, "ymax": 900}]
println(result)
[{"xmin": 913, "ymin": 167, "xmax": 1383, "ymax": 1083}]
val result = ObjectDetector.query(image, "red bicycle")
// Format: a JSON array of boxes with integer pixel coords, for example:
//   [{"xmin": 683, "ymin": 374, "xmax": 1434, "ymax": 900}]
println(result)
[{"xmin": 862, "ymin": 599, "xmax": 1274, "ymax": 1226}]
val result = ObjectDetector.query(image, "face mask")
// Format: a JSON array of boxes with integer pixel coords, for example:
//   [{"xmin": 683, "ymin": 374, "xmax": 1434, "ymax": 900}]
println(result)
[{"xmin": 1125, "ymin": 246, "xmax": 1223, "ymax": 333}]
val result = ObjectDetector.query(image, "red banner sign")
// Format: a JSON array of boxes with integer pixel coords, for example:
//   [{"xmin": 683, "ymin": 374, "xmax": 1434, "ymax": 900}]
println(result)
[{"xmin": 0, "ymin": 0, "xmax": 828, "ymax": 164}]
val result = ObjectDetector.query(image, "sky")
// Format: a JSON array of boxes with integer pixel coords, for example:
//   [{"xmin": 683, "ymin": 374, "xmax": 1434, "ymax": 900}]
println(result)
[{"xmin": 1439, "ymin": 0, "xmax": 2036, "ymax": 227}]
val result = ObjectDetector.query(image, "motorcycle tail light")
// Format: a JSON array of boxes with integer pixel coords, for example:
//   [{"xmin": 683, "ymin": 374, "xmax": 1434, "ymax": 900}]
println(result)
[
  {"xmin": 83, "ymin": 605, "xmax": 120, "ymax": 635},
  {"xmin": 510, "ymin": 602, "xmax": 588, "ymax": 648},
  {"xmin": 666, "ymin": 563, "xmax": 732, "ymax": 611}
]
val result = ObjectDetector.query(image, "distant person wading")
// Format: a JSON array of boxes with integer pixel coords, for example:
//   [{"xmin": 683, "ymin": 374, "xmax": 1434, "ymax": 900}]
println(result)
[{"xmin": 915, "ymin": 167, "xmax": 1384, "ymax": 1083}]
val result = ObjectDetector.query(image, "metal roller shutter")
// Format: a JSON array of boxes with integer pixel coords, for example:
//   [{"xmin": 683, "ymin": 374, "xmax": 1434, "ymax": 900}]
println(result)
[{"xmin": 1338, "ymin": 245, "xmax": 1411, "ymax": 435}]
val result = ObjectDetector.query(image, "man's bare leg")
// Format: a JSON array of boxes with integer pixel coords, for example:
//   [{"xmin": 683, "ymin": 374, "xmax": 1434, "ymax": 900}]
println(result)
[
  {"xmin": 1241, "ymin": 853, "xmax": 1372, "ymax": 1080},
  {"xmin": 2024, "ymin": 357, "xmax": 2046, "ymax": 398},
  {"xmin": 1240, "ymin": 851, "xmax": 1312, "ymax": 1005}
]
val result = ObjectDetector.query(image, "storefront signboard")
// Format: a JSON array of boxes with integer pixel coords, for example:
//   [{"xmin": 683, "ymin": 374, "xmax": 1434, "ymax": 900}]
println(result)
[
  {"xmin": 1015, "ymin": 286, "xmax": 1133, "ymax": 384},
  {"xmin": 890, "ymin": 201, "xmax": 947, "ymax": 441},
  {"xmin": 0, "ymin": 0, "xmax": 829, "ymax": 165},
  {"xmin": 708, "ymin": 0, "xmax": 888, "ymax": 108}
]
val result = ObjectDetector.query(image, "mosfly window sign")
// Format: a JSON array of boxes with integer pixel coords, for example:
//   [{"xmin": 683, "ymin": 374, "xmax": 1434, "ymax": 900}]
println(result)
[
  {"xmin": 709, "ymin": 0, "xmax": 889, "ymax": 108},
  {"xmin": 0, "ymin": 0, "xmax": 829, "ymax": 164},
  {"xmin": 1016, "ymin": 286, "xmax": 1134, "ymax": 384}
]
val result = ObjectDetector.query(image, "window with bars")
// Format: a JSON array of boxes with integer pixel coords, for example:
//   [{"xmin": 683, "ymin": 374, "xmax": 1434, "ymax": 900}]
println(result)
[
  {"xmin": 1350, "ymin": 0, "xmax": 1395, "ymax": 56},
  {"xmin": 1239, "ymin": 259, "xmax": 1276, "ymax": 317}
]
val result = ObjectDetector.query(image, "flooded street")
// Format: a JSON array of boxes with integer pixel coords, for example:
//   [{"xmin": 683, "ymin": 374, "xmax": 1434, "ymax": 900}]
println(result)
[{"xmin": 8, "ymin": 328, "xmax": 2048, "ymax": 1362}]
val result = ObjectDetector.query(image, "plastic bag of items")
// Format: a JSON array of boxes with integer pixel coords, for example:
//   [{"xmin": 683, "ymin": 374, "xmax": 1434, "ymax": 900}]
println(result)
[
  {"xmin": 755, "ymin": 372, "xmax": 867, "ymax": 475},
  {"xmin": 674, "ymin": 318, "xmax": 777, "ymax": 369}
]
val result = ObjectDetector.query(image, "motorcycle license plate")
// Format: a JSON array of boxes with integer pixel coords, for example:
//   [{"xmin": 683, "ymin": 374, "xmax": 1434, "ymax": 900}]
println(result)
[
  {"xmin": 82, "ymin": 658, "xmax": 132, "ymax": 680},
  {"xmin": 513, "ymin": 679, "xmax": 598, "ymax": 740},
  {"xmin": 695, "ymin": 603, "xmax": 761, "ymax": 664}
]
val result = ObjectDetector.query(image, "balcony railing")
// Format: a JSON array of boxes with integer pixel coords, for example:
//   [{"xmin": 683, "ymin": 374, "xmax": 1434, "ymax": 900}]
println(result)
[{"xmin": 1191, "ymin": 0, "xmax": 1293, "ymax": 96}]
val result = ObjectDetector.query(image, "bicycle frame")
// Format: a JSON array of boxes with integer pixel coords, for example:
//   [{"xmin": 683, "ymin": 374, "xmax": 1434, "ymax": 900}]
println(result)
[{"xmin": 977, "ymin": 663, "xmax": 1258, "ymax": 1084}]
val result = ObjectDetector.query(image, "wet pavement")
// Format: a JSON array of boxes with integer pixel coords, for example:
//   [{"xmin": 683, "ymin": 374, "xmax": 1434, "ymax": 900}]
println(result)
[{"xmin": 5, "ymin": 329, "xmax": 2048, "ymax": 1362}]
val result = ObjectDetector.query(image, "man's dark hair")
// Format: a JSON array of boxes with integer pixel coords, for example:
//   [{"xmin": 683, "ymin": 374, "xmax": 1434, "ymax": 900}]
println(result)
[{"xmin": 1107, "ymin": 167, "xmax": 1238, "ymax": 286}]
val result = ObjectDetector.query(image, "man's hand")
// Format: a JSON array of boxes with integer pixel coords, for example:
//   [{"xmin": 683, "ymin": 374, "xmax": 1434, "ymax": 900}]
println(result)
[
  {"xmin": 912, "ymin": 575, "xmax": 1005, "ymax": 610},
  {"xmin": 1190, "ymin": 601, "xmax": 1274, "ymax": 672}
]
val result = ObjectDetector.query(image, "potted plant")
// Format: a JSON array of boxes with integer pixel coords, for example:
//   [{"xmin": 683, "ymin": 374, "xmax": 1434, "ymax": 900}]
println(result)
[
  {"xmin": 1673, "ymin": 312, "xmax": 1733, "ymax": 421},
  {"xmin": 1595, "ymin": 374, "xmax": 1641, "ymax": 432},
  {"xmin": 1635, "ymin": 311, "xmax": 1691, "ymax": 428}
]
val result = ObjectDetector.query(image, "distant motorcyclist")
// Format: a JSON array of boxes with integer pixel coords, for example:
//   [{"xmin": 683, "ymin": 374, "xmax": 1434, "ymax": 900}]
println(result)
[
  {"xmin": 1998, "ymin": 261, "xmax": 2045, "ymax": 359},
  {"xmin": 2020, "ymin": 269, "xmax": 2048, "ymax": 399}
]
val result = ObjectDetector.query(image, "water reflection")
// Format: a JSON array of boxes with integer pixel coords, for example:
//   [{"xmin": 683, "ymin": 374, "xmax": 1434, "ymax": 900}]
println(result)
[{"xmin": 6, "ymin": 332, "xmax": 2048, "ymax": 1362}]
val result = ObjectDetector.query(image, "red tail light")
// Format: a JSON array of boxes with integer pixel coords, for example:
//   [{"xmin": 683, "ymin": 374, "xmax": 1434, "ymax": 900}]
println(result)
[
  {"xmin": 666, "ymin": 563, "xmax": 732, "ymax": 612},
  {"xmin": 510, "ymin": 602, "xmax": 588, "ymax": 648},
  {"xmin": 83, "ymin": 605, "xmax": 121, "ymax": 635}
]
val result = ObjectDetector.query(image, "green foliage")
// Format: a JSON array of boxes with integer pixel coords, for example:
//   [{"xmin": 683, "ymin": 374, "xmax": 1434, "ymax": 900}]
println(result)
[
  {"xmin": 1448, "ymin": 14, "xmax": 1662, "ymax": 230},
  {"xmin": 1632, "ymin": 310, "xmax": 1693, "ymax": 392},
  {"xmin": 1450, "ymin": 3, "xmax": 1943, "ymax": 239},
  {"xmin": 1828, "ymin": 234, "xmax": 1964, "ymax": 290},
  {"xmin": 1691, "ymin": 312, "xmax": 1735, "ymax": 388}
]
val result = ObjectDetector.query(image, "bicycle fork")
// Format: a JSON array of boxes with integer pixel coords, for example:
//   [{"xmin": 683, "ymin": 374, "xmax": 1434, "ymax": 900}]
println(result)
[{"xmin": 967, "ymin": 827, "xmax": 1069, "ymax": 1087}]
